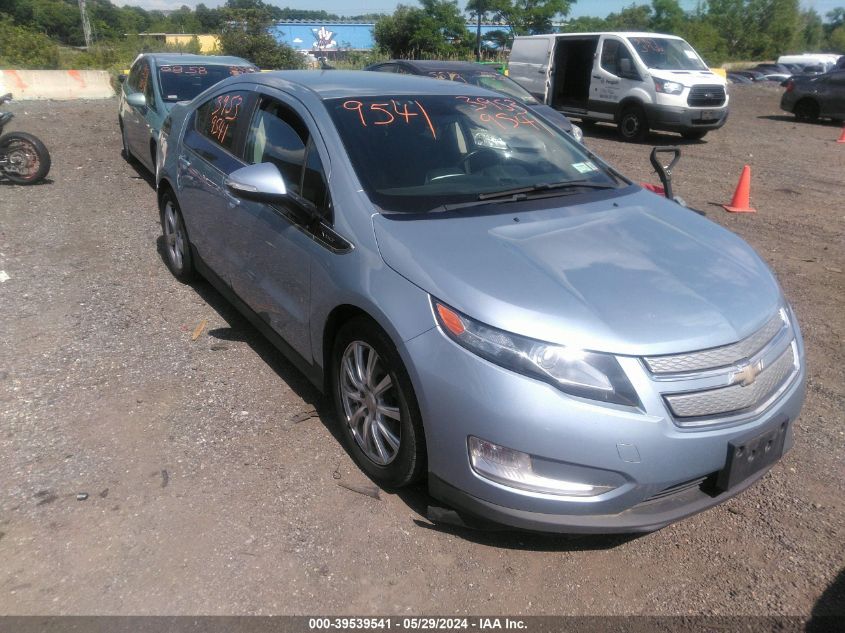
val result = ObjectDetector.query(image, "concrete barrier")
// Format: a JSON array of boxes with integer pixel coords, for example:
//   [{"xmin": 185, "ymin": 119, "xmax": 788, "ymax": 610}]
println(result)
[{"xmin": 0, "ymin": 70, "xmax": 115, "ymax": 100}]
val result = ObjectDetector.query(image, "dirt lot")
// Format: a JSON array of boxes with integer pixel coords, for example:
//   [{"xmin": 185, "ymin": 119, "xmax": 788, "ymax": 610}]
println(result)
[{"xmin": 0, "ymin": 84, "xmax": 843, "ymax": 617}]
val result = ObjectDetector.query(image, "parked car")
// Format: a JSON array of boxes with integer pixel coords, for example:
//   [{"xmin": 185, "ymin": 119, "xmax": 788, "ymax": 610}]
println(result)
[
  {"xmin": 365, "ymin": 60, "xmax": 583, "ymax": 143},
  {"xmin": 752, "ymin": 63, "xmax": 791, "ymax": 75},
  {"xmin": 726, "ymin": 73, "xmax": 754, "ymax": 84},
  {"xmin": 781, "ymin": 70, "xmax": 845, "ymax": 122},
  {"xmin": 157, "ymin": 71, "xmax": 805, "ymax": 534},
  {"xmin": 508, "ymin": 32, "xmax": 729, "ymax": 141},
  {"xmin": 732, "ymin": 70, "xmax": 767, "ymax": 82},
  {"xmin": 778, "ymin": 54, "xmax": 842, "ymax": 74},
  {"xmin": 119, "ymin": 53, "xmax": 257, "ymax": 173},
  {"xmin": 761, "ymin": 73, "xmax": 792, "ymax": 84}
]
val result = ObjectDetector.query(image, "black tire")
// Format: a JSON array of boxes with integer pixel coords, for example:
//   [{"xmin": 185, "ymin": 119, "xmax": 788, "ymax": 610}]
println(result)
[
  {"xmin": 331, "ymin": 317, "xmax": 426, "ymax": 489},
  {"xmin": 681, "ymin": 130, "xmax": 708, "ymax": 141},
  {"xmin": 159, "ymin": 189, "xmax": 195, "ymax": 282},
  {"xmin": 794, "ymin": 99, "xmax": 819, "ymax": 122},
  {"xmin": 618, "ymin": 104, "xmax": 649, "ymax": 142},
  {"xmin": 0, "ymin": 131, "xmax": 50, "ymax": 184},
  {"xmin": 119, "ymin": 118, "xmax": 134, "ymax": 162}
]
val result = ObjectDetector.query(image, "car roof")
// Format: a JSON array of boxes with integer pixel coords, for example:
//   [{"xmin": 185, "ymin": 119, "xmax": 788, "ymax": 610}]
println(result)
[
  {"xmin": 384, "ymin": 60, "xmax": 495, "ymax": 72},
  {"xmin": 142, "ymin": 53, "xmax": 254, "ymax": 66},
  {"xmin": 517, "ymin": 31, "xmax": 683, "ymax": 40},
  {"xmin": 243, "ymin": 70, "xmax": 503, "ymax": 99}
]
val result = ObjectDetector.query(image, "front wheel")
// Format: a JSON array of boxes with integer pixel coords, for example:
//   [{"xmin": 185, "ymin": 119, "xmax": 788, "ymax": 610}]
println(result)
[
  {"xmin": 618, "ymin": 105, "xmax": 649, "ymax": 142},
  {"xmin": 332, "ymin": 318, "xmax": 426, "ymax": 488},
  {"xmin": 0, "ymin": 132, "xmax": 51, "ymax": 184}
]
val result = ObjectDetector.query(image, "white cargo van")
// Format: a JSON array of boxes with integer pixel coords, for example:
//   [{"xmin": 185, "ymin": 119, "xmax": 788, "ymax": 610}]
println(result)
[
  {"xmin": 777, "ymin": 54, "xmax": 843, "ymax": 73},
  {"xmin": 509, "ymin": 32, "xmax": 729, "ymax": 141}
]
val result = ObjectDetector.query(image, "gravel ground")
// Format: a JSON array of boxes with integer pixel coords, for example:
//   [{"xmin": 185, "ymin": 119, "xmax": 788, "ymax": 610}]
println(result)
[{"xmin": 0, "ymin": 84, "xmax": 843, "ymax": 616}]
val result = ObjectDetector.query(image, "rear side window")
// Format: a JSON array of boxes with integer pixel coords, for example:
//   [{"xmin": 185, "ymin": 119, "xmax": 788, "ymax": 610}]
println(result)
[{"xmin": 195, "ymin": 91, "xmax": 251, "ymax": 154}]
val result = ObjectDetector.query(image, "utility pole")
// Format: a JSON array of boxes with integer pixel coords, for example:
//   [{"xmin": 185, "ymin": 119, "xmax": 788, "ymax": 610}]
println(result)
[
  {"xmin": 78, "ymin": 0, "xmax": 92, "ymax": 49},
  {"xmin": 476, "ymin": 11, "xmax": 481, "ymax": 62}
]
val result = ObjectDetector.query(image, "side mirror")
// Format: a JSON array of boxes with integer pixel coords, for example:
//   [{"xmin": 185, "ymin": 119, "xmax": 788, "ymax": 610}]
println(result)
[
  {"xmin": 619, "ymin": 58, "xmax": 638, "ymax": 79},
  {"xmin": 225, "ymin": 162, "xmax": 288, "ymax": 203},
  {"xmin": 126, "ymin": 92, "xmax": 146, "ymax": 108}
]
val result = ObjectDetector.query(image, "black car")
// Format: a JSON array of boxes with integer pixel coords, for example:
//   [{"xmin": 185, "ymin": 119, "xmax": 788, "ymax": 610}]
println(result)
[
  {"xmin": 365, "ymin": 60, "xmax": 583, "ymax": 142},
  {"xmin": 781, "ymin": 70, "xmax": 845, "ymax": 122}
]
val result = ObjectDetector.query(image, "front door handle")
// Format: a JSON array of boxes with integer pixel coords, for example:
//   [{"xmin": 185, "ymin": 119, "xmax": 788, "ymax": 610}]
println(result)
[{"xmin": 178, "ymin": 156, "xmax": 191, "ymax": 168}]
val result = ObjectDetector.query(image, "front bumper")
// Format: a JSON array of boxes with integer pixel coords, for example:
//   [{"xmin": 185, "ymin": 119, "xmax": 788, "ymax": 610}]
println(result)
[
  {"xmin": 404, "ymin": 327, "xmax": 805, "ymax": 533},
  {"xmin": 644, "ymin": 103, "xmax": 729, "ymax": 133}
]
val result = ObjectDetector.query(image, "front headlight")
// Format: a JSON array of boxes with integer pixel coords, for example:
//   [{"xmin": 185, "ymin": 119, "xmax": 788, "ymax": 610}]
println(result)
[
  {"xmin": 569, "ymin": 123, "xmax": 584, "ymax": 143},
  {"xmin": 654, "ymin": 78, "xmax": 684, "ymax": 95},
  {"xmin": 433, "ymin": 300, "xmax": 641, "ymax": 408}
]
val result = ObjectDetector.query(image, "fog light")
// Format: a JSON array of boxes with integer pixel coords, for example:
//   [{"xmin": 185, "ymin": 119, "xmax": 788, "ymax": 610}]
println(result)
[{"xmin": 468, "ymin": 437, "xmax": 614, "ymax": 497}]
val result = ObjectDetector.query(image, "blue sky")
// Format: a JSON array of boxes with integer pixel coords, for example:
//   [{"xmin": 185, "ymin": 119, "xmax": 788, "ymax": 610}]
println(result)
[{"xmin": 113, "ymin": 0, "xmax": 844, "ymax": 21}]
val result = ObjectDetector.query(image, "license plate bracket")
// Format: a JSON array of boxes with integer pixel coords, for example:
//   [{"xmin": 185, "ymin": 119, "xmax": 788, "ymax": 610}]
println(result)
[
  {"xmin": 700, "ymin": 110, "xmax": 715, "ymax": 121},
  {"xmin": 716, "ymin": 420, "xmax": 788, "ymax": 491}
]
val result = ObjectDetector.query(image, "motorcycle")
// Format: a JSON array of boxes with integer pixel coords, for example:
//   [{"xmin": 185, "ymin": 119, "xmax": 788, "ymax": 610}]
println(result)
[{"xmin": 0, "ymin": 93, "xmax": 51, "ymax": 185}]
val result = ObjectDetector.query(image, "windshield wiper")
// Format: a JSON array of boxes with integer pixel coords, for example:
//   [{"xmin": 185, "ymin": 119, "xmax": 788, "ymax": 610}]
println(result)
[{"xmin": 478, "ymin": 180, "xmax": 617, "ymax": 201}]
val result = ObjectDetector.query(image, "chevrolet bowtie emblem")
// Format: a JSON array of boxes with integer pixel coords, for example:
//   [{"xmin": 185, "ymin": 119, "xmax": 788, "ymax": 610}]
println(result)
[{"xmin": 731, "ymin": 360, "xmax": 763, "ymax": 387}]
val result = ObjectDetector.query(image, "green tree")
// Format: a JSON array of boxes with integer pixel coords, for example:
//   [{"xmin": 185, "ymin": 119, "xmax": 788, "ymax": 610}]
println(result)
[
  {"xmin": 491, "ymin": 0, "xmax": 575, "ymax": 35},
  {"xmin": 797, "ymin": 9, "xmax": 824, "ymax": 51},
  {"xmin": 374, "ymin": 1, "xmax": 471, "ymax": 58},
  {"xmin": 0, "ymin": 14, "xmax": 60, "ymax": 68},
  {"xmin": 650, "ymin": 0, "xmax": 685, "ymax": 34},
  {"xmin": 218, "ymin": 0, "xmax": 303, "ymax": 69},
  {"xmin": 605, "ymin": 3, "xmax": 652, "ymax": 30}
]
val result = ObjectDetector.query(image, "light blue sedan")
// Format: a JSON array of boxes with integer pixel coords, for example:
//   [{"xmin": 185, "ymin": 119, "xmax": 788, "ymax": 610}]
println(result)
[
  {"xmin": 156, "ymin": 71, "xmax": 805, "ymax": 533},
  {"xmin": 118, "ymin": 53, "xmax": 256, "ymax": 172}
]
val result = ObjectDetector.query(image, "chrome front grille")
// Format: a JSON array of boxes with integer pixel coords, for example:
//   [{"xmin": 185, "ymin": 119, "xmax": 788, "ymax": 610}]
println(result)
[
  {"xmin": 642, "ymin": 310, "xmax": 800, "ymax": 428},
  {"xmin": 664, "ymin": 344, "xmax": 797, "ymax": 420},
  {"xmin": 644, "ymin": 312, "xmax": 785, "ymax": 374}
]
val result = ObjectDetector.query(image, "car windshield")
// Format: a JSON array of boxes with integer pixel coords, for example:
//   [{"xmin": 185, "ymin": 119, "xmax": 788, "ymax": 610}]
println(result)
[
  {"xmin": 425, "ymin": 70, "xmax": 538, "ymax": 105},
  {"xmin": 327, "ymin": 95, "xmax": 622, "ymax": 213},
  {"xmin": 627, "ymin": 37, "xmax": 708, "ymax": 71},
  {"xmin": 157, "ymin": 64, "xmax": 256, "ymax": 102}
]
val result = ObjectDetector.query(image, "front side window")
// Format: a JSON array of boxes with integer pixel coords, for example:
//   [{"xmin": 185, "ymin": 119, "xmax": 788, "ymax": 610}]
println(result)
[
  {"xmin": 627, "ymin": 37, "xmax": 707, "ymax": 71},
  {"xmin": 601, "ymin": 40, "xmax": 637, "ymax": 78},
  {"xmin": 128, "ymin": 59, "xmax": 151, "ymax": 95},
  {"xmin": 246, "ymin": 99, "xmax": 329, "ymax": 211},
  {"xmin": 195, "ymin": 90, "xmax": 251, "ymax": 154},
  {"xmin": 327, "ymin": 95, "xmax": 622, "ymax": 213}
]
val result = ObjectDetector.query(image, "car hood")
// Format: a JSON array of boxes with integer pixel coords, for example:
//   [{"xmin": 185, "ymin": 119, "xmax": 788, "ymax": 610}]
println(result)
[{"xmin": 372, "ymin": 189, "xmax": 782, "ymax": 356}]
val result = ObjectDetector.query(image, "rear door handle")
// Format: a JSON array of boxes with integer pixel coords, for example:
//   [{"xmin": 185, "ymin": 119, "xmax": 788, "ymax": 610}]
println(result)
[
  {"xmin": 178, "ymin": 156, "xmax": 191, "ymax": 168},
  {"xmin": 592, "ymin": 75, "xmax": 602, "ymax": 79}
]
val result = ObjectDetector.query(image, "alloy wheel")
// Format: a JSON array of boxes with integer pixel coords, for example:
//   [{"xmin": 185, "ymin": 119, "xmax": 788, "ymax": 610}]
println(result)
[
  {"xmin": 339, "ymin": 341, "xmax": 402, "ymax": 466},
  {"xmin": 163, "ymin": 200, "xmax": 185, "ymax": 271}
]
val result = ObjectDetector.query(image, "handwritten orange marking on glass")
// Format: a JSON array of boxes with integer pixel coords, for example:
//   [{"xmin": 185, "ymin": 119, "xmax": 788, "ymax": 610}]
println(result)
[
  {"xmin": 414, "ymin": 101, "xmax": 437, "ymax": 139},
  {"xmin": 370, "ymin": 103, "xmax": 395, "ymax": 125},
  {"xmin": 391, "ymin": 100, "xmax": 417, "ymax": 123},
  {"xmin": 343, "ymin": 100, "xmax": 367, "ymax": 127}
]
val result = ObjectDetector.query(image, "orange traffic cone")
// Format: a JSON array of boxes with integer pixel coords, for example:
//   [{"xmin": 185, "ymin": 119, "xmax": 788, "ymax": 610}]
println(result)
[
  {"xmin": 723, "ymin": 165, "xmax": 756, "ymax": 213},
  {"xmin": 837, "ymin": 127, "xmax": 845, "ymax": 144}
]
